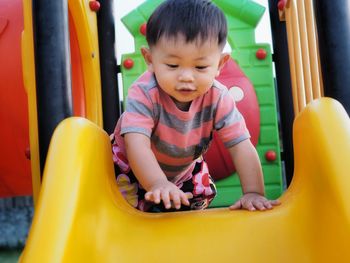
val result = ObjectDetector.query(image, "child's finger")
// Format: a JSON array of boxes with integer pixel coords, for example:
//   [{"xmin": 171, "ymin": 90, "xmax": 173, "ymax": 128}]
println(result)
[
  {"xmin": 180, "ymin": 192, "xmax": 190, "ymax": 206},
  {"xmin": 263, "ymin": 201, "xmax": 273, "ymax": 209},
  {"xmin": 185, "ymin": 192, "xmax": 193, "ymax": 199},
  {"xmin": 243, "ymin": 201, "xmax": 256, "ymax": 211},
  {"xmin": 161, "ymin": 190, "xmax": 171, "ymax": 209},
  {"xmin": 253, "ymin": 201, "xmax": 266, "ymax": 211},
  {"xmin": 145, "ymin": 192, "xmax": 154, "ymax": 202},
  {"xmin": 229, "ymin": 200, "xmax": 242, "ymax": 210},
  {"xmin": 152, "ymin": 189, "xmax": 161, "ymax": 204},
  {"xmin": 170, "ymin": 191, "xmax": 181, "ymax": 209},
  {"xmin": 270, "ymin": 200, "xmax": 281, "ymax": 206}
]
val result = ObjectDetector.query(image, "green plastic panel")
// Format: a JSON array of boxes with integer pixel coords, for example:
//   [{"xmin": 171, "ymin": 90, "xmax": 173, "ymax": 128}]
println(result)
[{"xmin": 119, "ymin": 0, "xmax": 283, "ymax": 208}]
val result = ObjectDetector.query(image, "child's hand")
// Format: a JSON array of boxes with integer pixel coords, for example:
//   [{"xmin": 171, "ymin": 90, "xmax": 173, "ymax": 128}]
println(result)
[
  {"xmin": 144, "ymin": 181, "xmax": 193, "ymax": 210},
  {"xmin": 229, "ymin": 193, "xmax": 280, "ymax": 211}
]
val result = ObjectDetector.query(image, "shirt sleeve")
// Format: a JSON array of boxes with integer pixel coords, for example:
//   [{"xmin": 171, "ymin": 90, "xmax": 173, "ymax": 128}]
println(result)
[
  {"xmin": 214, "ymin": 88, "xmax": 250, "ymax": 148},
  {"xmin": 119, "ymin": 82, "xmax": 156, "ymax": 138}
]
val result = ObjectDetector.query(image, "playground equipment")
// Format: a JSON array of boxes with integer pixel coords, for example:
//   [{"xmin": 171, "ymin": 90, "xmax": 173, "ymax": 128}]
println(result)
[
  {"xmin": 0, "ymin": 0, "xmax": 350, "ymax": 261},
  {"xmin": 19, "ymin": 98, "xmax": 350, "ymax": 262}
]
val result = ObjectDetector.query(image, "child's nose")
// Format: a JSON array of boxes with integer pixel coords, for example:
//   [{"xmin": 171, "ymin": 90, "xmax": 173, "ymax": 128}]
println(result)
[{"xmin": 178, "ymin": 69, "xmax": 194, "ymax": 82}]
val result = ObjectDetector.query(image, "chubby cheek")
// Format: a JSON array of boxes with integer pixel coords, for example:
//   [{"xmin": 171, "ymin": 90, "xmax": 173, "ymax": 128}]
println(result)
[
  {"xmin": 156, "ymin": 73, "xmax": 175, "ymax": 91},
  {"xmin": 198, "ymin": 74, "xmax": 215, "ymax": 90}
]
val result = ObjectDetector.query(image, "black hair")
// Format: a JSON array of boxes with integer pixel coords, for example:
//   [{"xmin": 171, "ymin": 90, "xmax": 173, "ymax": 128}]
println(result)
[{"xmin": 146, "ymin": 0, "xmax": 227, "ymax": 47}]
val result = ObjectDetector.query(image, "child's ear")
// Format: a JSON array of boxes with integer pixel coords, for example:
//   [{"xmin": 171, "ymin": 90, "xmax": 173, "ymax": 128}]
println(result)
[
  {"xmin": 141, "ymin": 47, "xmax": 154, "ymax": 72},
  {"xmin": 216, "ymin": 53, "xmax": 231, "ymax": 77}
]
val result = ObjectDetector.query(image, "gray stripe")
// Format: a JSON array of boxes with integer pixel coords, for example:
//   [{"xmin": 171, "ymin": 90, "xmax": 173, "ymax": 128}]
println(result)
[
  {"xmin": 223, "ymin": 134, "xmax": 250, "ymax": 148},
  {"xmin": 126, "ymin": 98, "xmax": 153, "ymax": 118},
  {"xmin": 152, "ymin": 135, "xmax": 211, "ymax": 158},
  {"xmin": 159, "ymin": 162, "xmax": 193, "ymax": 173},
  {"xmin": 126, "ymin": 77, "xmax": 160, "ymax": 119},
  {"xmin": 138, "ymin": 76, "xmax": 157, "ymax": 91},
  {"xmin": 158, "ymin": 104, "xmax": 216, "ymax": 134},
  {"xmin": 132, "ymin": 75, "xmax": 221, "ymax": 134},
  {"xmin": 215, "ymin": 108, "xmax": 244, "ymax": 130},
  {"xmin": 120, "ymin": 127, "xmax": 151, "ymax": 137}
]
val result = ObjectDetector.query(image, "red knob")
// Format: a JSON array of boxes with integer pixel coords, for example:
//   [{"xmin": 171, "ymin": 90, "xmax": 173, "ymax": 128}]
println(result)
[
  {"xmin": 265, "ymin": 150, "xmax": 277, "ymax": 162},
  {"xmin": 140, "ymin": 23, "xmax": 147, "ymax": 36},
  {"xmin": 123, "ymin": 58, "xmax": 134, "ymax": 69},
  {"xmin": 25, "ymin": 147, "xmax": 31, "ymax": 160},
  {"xmin": 256, "ymin": 48, "xmax": 267, "ymax": 60},
  {"xmin": 89, "ymin": 1, "xmax": 100, "ymax": 12},
  {"xmin": 278, "ymin": 0, "xmax": 287, "ymax": 11}
]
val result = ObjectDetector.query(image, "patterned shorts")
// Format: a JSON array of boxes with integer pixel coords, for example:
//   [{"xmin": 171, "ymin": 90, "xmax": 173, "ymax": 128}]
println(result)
[{"xmin": 112, "ymin": 144, "xmax": 217, "ymax": 212}]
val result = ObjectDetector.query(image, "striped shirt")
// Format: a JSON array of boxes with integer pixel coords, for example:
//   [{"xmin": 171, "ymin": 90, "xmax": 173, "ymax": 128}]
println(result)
[{"xmin": 114, "ymin": 71, "xmax": 250, "ymax": 182}]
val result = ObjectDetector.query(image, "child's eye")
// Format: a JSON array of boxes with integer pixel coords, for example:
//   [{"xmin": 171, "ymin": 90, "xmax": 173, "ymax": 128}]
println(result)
[
  {"xmin": 166, "ymin": 64, "xmax": 178, "ymax": 68},
  {"xmin": 196, "ymin": 66, "xmax": 208, "ymax": 70}
]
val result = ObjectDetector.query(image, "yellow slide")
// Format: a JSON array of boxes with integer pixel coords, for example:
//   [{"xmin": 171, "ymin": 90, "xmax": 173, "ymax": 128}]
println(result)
[{"xmin": 20, "ymin": 98, "xmax": 350, "ymax": 262}]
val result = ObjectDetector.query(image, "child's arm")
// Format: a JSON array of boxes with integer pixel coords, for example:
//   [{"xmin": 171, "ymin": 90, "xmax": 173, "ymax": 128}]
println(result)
[
  {"xmin": 227, "ymin": 139, "xmax": 280, "ymax": 211},
  {"xmin": 124, "ymin": 132, "xmax": 191, "ymax": 209}
]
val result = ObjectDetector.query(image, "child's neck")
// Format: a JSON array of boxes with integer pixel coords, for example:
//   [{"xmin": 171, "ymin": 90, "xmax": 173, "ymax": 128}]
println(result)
[{"xmin": 173, "ymin": 99, "xmax": 192, "ymax": 111}]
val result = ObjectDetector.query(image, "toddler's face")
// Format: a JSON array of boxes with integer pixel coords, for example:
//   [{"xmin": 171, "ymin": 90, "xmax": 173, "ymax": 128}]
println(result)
[{"xmin": 141, "ymin": 35, "xmax": 229, "ymax": 110}]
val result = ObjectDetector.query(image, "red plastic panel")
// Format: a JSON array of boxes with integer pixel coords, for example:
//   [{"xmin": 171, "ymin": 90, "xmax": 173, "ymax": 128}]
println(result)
[{"xmin": 0, "ymin": 0, "xmax": 32, "ymax": 197}]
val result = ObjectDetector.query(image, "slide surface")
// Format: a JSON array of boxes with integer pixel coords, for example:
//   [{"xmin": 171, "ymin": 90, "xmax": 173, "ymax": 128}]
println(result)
[{"xmin": 20, "ymin": 98, "xmax": 350, "ymax": 262}]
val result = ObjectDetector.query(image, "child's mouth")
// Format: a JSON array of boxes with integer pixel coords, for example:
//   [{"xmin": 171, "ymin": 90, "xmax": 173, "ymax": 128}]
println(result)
[
  {"xmin": 177, "ymin": 88, "xmax": 195, "ymax": 94},
  {"xmin": 177, "ymin": 90, "xmax": 195, "ymax": 97}
]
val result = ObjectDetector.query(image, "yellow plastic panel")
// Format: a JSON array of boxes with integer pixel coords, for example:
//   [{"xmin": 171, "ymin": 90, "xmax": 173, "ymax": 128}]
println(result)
[
  {"xmin": 20, "ymin": 98, "xmax": 350, "ymax": 262},
  {"xmin": 68, "ymin": 0, "xmax": 103, "ymax": 126},
  {"xmin": 21, "ymin": 0, "xmax": 103, "ymax": 203},
  {"xmin": 21, "ymin": 0, "xmax": 41, "ymax": 204}
]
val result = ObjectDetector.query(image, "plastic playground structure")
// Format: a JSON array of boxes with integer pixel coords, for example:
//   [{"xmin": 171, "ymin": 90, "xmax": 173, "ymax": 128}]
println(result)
[{"xmin": 0, "ymin": 0, "xmax": 350, "ymax": 262}]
